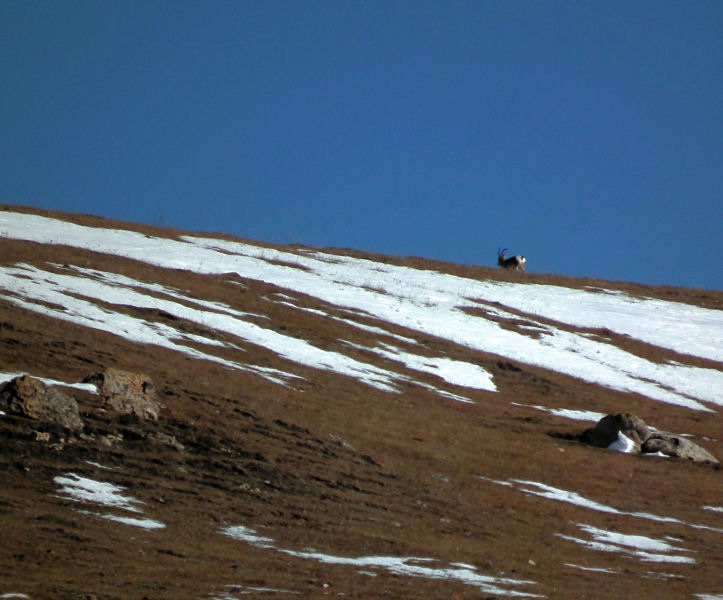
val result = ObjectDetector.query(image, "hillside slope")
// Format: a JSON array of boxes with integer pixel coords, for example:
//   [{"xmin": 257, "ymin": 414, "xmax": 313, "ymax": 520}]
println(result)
[{"xmin": 1, "ymin": 206, "xmax": 721, "ymax": 600}]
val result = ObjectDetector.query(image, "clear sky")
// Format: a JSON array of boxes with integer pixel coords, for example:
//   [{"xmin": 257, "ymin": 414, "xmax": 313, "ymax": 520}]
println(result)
[{"xmin": 2, "ymin": 1, "xmax": 721, "ymax": 290}]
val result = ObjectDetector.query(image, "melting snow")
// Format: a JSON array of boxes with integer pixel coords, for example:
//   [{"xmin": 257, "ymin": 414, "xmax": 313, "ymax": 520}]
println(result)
[
  {"xmin": 557, "ymin": 523, "xmax": 695, "ymax": 564},
  {"xmin": 54, "ymin": 473, "xmax": 165, "ymax": 530},
  {"xmin": 479, "ymin": 477, "xmax": 723, "ymax": 534},
  {"xmin": 564, "ymin": 563, "xmax": 620, "ymax": 574},
  {"xmin": 607, "ymin": 431, "xmax": 637, "ymax": 453},
  {"xmin": 94, "ymin": 512, "xmax": 165, "ymax": 530},
  {"xmin": 54, "ymin": 473, "xmax": 143, "ymax": 512},
  {"xmin": 369, "ymin": 342, "xmax": 496, "ymax": 391},
  {"xmin": 342, "ymin": 340, "xmax": 488, "ymax": 400},
  {"xmin": 511, "ymin": 402, "xmax": 606, "ymax": 422},
  {"xmin": 222, "ymin": 525, "xmax": 542, "ymax": 597},
  {"xmin": 212, "ymin": 585, "xmax": 301, "ymax": 598},
  {"xmin": 0, "ymin": 211, "xmax": 720, "ymax": 595},
  {"xmin": 222, "ymin": 525, "xmax": 275, "ymax": 547},
  {"xmin": 335, "ymin": 317, "xmax": 420, "ymax": 345},
  {"xmin": 1, "ymin": 212, "xmax": 721, "ymax": 411},
  {"xmin": 0, "ymin": 263, "xmax": 493, "ymax": 397},
  {"xmin": 0, "ymin": 371, "xmax": 97, "ymax": 394}
]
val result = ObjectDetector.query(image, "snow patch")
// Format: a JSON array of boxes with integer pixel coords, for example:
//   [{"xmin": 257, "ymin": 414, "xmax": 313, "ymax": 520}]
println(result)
[
  {"xmin": 511, "ymin": 402, "xmax": 606, "ymax": 422},
  {"xmin": 564, "ymin": 563, "xmax": 620, "ymax": 574},
  {"xmin": 222, "ymin": 525, "xmax": 542, "ymax": 597},
  {"xmin": 479, "ymin": 477, "xmax": 723, "ymax": 534},
  {"xmin": 54, "ymin": 473, "xmax": 144, "ymax": 513},
  {"xmin": 1, "ymin": 211, "xmax": 722, "ymax": 411},
  {"xmin": 557, "ymin": 523, "xmax": 695, "ymax": 563},
  {"xmin": 0, "ymin": 371, "xmax": 97, "ymax": 394},
  {"xmin": 95, "ymin": 512, "xmax": 166, "ymax": 530},
  {"xmin": 54, "ymin": 473, "xmax": 165, "ymax": 530},
  {"xmin": 371, "ymin": 342, "xmax": 496, "ymax": 392},
  {"xmin": 211, "ymin": 585, "xmax": 301, "ymax": 598},
  {"xmin": 607, "ymin": 431, "xmax": 636, "ymax": 453}
]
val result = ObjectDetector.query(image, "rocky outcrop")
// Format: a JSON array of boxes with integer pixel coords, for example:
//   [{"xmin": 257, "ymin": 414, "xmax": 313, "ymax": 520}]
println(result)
[
  {"xmin": 0, "ymin": 375, "xmax": 83, "ymax": 431},
  {"xmin": 581, "ymin": 412, "xmax": 651, "ymax": 452},
  {"xmin": 83, "ymin": 368, "xmax": 161, "ymax": 421},
  {"xmin": 581, "ymin": 412, "xmax": 718, "ymax": 464},
  {"xmin": 643, "ymin": 433, "xmax": 719, "ymax": 464}
]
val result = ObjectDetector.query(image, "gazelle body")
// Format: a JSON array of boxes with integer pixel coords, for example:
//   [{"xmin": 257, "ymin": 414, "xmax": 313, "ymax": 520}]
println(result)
[{"xmin": 497, "ymin": 248, "xmax": 526, "ymax": 272}]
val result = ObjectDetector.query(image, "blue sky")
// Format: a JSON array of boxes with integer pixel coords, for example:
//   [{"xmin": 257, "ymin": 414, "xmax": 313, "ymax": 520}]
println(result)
[{"xmin": 2, "ymin": 1, "xmax": 721, "ymax": 290}]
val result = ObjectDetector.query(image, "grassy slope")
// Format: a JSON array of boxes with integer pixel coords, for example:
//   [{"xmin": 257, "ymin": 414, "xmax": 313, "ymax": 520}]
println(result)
[{"xmin": 0, "ymin": 206, "xmax": 721, "ymax": 599}]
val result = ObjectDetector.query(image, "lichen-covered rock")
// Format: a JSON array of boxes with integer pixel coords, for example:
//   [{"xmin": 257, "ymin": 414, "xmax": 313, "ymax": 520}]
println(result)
[
  {"xmin": 0, "ymin": 375, "xmax": 83, "ymax": 431},
  {"xmin": 581, "ymin": 412, "xmax": 651, "ymax": 451},
  {"xmin": 580, "ymin": 412, "xmax": 718, "ymax": 464},
  {"xmin": 642, "ymin": 434, "xmax": 719, "ymax": 464},
  {"xmin": 83, "ymin": 368, "xmax": 161, "ymax": 421}
]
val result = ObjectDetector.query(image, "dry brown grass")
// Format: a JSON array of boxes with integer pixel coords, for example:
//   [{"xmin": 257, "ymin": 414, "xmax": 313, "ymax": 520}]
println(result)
[{"xmin": 0, "ymin": 206, "xmax": 721, "ymax": 599}]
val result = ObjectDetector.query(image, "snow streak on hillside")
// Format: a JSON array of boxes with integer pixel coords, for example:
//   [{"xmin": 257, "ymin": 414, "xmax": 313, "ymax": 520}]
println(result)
[{"xmin": 1, "ymin": 212, "xmax": 722, "ymax": 413}]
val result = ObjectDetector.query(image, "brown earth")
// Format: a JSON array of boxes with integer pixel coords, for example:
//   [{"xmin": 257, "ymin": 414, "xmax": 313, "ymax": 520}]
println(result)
[{"xmin": 0, "ymin": 205, "xmax": 721, "ymax": 600}]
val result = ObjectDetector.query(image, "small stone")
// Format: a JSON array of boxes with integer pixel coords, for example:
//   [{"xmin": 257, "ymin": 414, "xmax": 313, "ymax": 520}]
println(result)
[
  {"xmin": 149, "ymin": 432, "xmax": 185, "ymax": 452},
  {"xmin": 34, "ymin": 431, "xmax": 51, "ymax": 442}
]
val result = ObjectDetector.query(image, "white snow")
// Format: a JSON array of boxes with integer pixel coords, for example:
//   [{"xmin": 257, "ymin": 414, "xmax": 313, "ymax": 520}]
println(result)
[
  {"xmin": 1, "ymin": 212, "xmax": 721, "ymax": 411},
  {"xmin": 222, "ymin": 525, "xmax": 275, "ymax": 548},
  {"xmin": 85, "ymin": 461, "xmax": 112, "ymax": 470},
  {"xmin": 335, "ymin": 317, "xmax": 420, "ymax": 345},
  {"xmin": 95, "ymin": 512, "xmax": 166, "ymax": 530},
  {"xmin": 342, "ymin": 340, "xmax": 491, "ymax": 399},
  {"xmin": 54, "ymin": 473, "xmax": 165, "ymax": 530},
  {"xmin": 222, "ymin": 525, "xmax": 542, "ymax": 597},
  {"xmin": 557, "ymin": 523, "xmax": 695, "ymax": 564},
  {"xmin": 564, "ymin": 563, "xmax": 619, "ymax": 574},
  {"xmin": 54, "ymin": 473, "xmax": 143, "ymax": 512},
  {"xmin": 607, "ymin": 431, "xmax": 637, "ymax": 453},
  {"xmin": 0, "ymin": 371, "xmax": 97, "ymax": 394},
  {"xmin": 370, "ymin": 342, "xmax": 496, "ymax": 391},
  {"xmin": 211, "ymin": 585, "xmax": 301, "ymax": 598},
  {"xmin": 479, "ymin": 477, "xmax": 723, "ymax": 534},
  {"xmin": 0, "ymin": 263, "xmax": 398, "ymax": 391},
  {"xmin": 511, "ymin": 402, "xmax": 606, "ymax": 422},
  {"xmin": 0, "ymin": 210, "xmax": 719, "ymax": 594}
]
